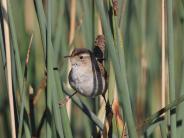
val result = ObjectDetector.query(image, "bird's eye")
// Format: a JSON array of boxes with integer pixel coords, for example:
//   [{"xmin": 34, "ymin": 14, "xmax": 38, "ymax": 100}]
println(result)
[{"xmin": 79, "ymin": 56, "xmax": 83, "ymax": 59}]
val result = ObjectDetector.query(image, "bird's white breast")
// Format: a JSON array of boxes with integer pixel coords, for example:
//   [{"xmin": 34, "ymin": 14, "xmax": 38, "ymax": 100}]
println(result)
[
  {"xmin": 70, "ymin": 64, "xmax": 95, "ymax": 97},
  {"xmin": 69, "ymin": 58, "xmax": 106, "ymax": 97}
]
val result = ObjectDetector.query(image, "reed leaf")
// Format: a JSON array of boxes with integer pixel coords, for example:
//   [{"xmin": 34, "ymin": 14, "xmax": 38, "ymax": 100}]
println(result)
[
  {"xmin": 167, "ymin": 0, "xmax": 177, "ymax": 137},
  {"xmin": 95, "ymin": 0, "xmax": 137, "ymax": 137}
]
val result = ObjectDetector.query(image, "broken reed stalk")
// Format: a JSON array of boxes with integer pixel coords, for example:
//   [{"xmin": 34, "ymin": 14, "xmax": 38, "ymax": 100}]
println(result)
[{"xmin": 2, "ymin": 0, "xmax": 16, "ymax": 137}]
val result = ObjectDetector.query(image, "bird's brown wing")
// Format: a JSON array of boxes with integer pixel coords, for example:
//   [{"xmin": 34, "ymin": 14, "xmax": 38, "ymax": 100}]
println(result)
[
  {"xmin": 97, "ymin": 61, "xmax": 108, "ymax": 93},
  {"xmin": 93, "ymin": 35, "xmax": 105, "ymax": 64}
]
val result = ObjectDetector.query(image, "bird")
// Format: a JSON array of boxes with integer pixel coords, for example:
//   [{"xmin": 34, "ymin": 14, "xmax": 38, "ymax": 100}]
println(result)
[{"xmin": 59, "ymin": 35, "xmax": 108, "ymax": 106}]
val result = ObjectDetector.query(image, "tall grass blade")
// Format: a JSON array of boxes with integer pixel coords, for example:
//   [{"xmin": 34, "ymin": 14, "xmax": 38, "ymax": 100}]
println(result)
[
  {"xmin": 8, "ymin": 1, "xmax": 31, "ymax": 137},
  {"xmin": 142, "ymin": 94, "xmax": 184, "ymax": 132},
  {"xmin": 33, "ymin": 0, "xmax": 46, "ymax": 59},
  {"xmin": 1, "ymin": 0, "xmax": 16, "ymax": 137},
  {"xmin": 95, "ymin": 0, "xmax": 137, "ymax": 137},
  {"xmin": 159, "ymin": 119, "xmax": 167, "ymax": 138},
  {"xmin": 46, "ymin": 0, "xmax": 54, "ymax": 137},
  {"xmin": 35, "ymin": 0, "xmax": 72, "ymax": 137},
  {"xmin": 8, "ymin": 0, "xmax": 23, "ymax": 93},
  {"xmin": 167, "ymin": 0, "xmax": 177, "ymax": 137},
  {"xmin": 18, "ymin": 36, "xmax": 33, "ymax": 138}
]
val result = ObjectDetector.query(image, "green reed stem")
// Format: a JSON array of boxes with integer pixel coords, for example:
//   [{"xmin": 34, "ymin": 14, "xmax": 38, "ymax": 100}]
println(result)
[{"xmin": 167, "ymin": 0, "xmax": 177, "ymax": 137}]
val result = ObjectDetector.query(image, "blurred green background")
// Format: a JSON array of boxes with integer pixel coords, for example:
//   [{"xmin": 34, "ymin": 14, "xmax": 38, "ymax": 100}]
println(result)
[{"xmin": 0, "ymin": 0, "xmax": 184, "ymax": 137}]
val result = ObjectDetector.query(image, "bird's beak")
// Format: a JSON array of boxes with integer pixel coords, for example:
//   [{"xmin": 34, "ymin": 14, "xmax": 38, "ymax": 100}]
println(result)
[
  {"xmin": 97, "ymin": 58, "xmax": 105, "ymax": 60},
  {"xmin": 64, "ymin": 55, "xmax": 72, "ymax": 58}
]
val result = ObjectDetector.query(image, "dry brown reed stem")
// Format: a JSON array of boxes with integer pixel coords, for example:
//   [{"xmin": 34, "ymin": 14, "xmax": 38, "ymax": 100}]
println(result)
[
  {"xmin": 161, "ymin": 0, "xmax": 166, "ymax": 109},
  {"xmin": 2, "ymin": 0, "xmax": 16, "ymax": 137},
  {"xmin": 112, "ymin": 97, "xmax": 127, "ymax": 137},
  {"xmin": 26, "ymin": 34, "xmax": 33, "ymax": 65},
  {"xmin": 24, "ymin": 0, "xmax": 34, "ymax": 32},
  {"xmin": 67, "ymin": 0, "xmax": 76, "ymax": 116},
  {"xmin": 69, "ymin": 0, "xmax": 76, "ymax": 45},
  {"xmin": 97, "ymin": 16, "xmax": 103, "ymax": 35}
]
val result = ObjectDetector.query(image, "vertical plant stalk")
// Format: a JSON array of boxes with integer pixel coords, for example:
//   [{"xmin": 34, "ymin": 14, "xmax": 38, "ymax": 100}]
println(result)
[
  {"xmin": 67, "ymin": 0, "xmax": 76, "ymax": 117},
  {"xmin": 119, "ymin": 0, "xmax": 126, "ymax": 26},
  {"xmin": 46, "ymin": 0, "xmax": 52, "ymax": 137},
  {"xmin": 167, "ymin": 0, "xmax": 177, "ymax": 137},
  {"xmin": 161, "ymin": 0, "xmax": 166, "ymax": 109},
  {"xmin": 34, "ymin": 1, "xmax": 72, "ymax": 137},
  {"xmin": 177, "ymin": 22, "xmax": 184, "ymax": 137},
  {"xmin": 95, "ymin": 0, "xmax": 137, "ymax": 137},
  {"xmin": 18, "ymin": 34, "xmax": 33, "ymax": 138},
  {"xmin": 8, "ymin": 1, "xmax": 32, "ymax": 137},
  {"xmin": 69, "ymin": 0, "xmax": 76, "ymax": 45},
  {"xmin": 161, "ymin": 0, "xmax": 167, "ymax": 128},
  {"xmin": 2, "ymin": 0, "xmax": 16, "ymax": 137},
  {"xmin": 33, "ymin": 0, "xmax": 46, "ymax": 59},
  {"xmin": 138, "ymin": 0, "xmax": 147, "ymax": 121},
  {"xmin": 97, "ymin": 17, "xmax": 102, "ymax": 35}
]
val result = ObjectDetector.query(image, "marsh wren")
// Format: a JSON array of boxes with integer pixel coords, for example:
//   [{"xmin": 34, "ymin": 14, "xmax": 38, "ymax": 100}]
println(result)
[{"xmin": 65, "ymin": 35, "xmax": 107, "ymax": 100}]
